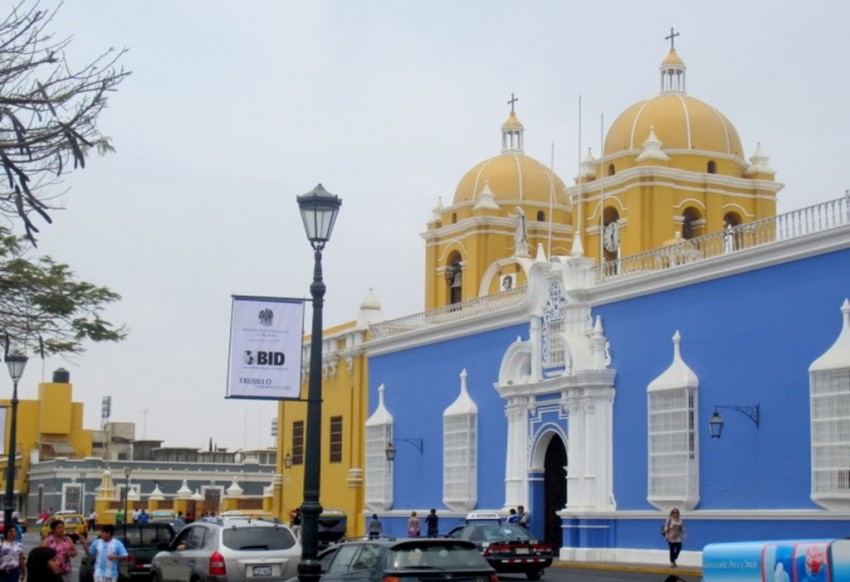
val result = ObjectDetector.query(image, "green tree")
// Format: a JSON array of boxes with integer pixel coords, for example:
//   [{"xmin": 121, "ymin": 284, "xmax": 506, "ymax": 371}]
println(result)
[
  {"xmin": 0, "ymin": 1, "xmax": 130, "ymax": 244},
  {"xmin": 0, "ymin": 229, "xmax": 125, "ymax": 356}
]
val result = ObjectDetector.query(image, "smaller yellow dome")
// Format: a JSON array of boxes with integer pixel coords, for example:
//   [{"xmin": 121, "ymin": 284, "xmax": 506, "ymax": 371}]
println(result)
[
  {"xmin": 502, "ymin": 111, "xmax": 524, "ymax": 130},
  {"xmin": 661, "ymin": 48, "xmax": 685, "ymax": 67},
  {"xmin": 454, "ymin": 153, "xmax": 566, "ymax": 205}
]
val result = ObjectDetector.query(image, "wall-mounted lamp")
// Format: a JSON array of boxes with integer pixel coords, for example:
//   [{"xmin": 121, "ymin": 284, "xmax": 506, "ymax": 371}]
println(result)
[
  {"xmin": 709, "ymin": 403, "xmax": 760, "ymax": 439},
  {"xmin": 385, "ymin": 438, "xmax": 424, "ymax": 461},
  {"xmin": 283, "ymin": 451, "xmax": 293, "ymax": 469}
]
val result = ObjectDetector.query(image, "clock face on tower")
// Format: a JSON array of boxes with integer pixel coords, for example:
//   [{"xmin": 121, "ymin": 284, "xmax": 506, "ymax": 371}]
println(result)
[{"xmin": 603, "ymin": 221, "xmax": 620, "ymax": 253}]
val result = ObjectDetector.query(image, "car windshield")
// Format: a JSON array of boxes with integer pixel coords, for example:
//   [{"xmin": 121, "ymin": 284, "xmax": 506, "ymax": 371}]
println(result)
[
  {"xmin": 477, "ymin": 524, "xmax": 532, "ymax": 542},
  {"xmin": 118, "ymin": 526, "xmax": 174, "ymax": 545},
  {"xmin": 222, "ymin": 526, "xmax": 296, "ymax": 551},
  {"xmin": 62, "ymin": 516, "xmax": 83, "ymax": 525},
  {"xmin": 389, "ymin": 543, "xmax": 490, "ymax": 569}
]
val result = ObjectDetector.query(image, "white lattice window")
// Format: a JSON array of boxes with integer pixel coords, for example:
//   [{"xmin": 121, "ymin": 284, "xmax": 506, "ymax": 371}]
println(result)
[
  {"xmin": 647, "ymin": 331, "xmax": 699, "ymax": 511},
  {"xmin": 443, "ymin": 415, "xmax": 477, "ymax": 511},
  {"xmin": 545, "ymin": 320, "xmax": 565, "ymax": 368},
  {"xmin": 648, "ymin": 389, "xmax": 698, "ymax": 508},
  {"xmin": 364, "ymin": 384, "xmax": 394, "ymax": 511},
  {"xmin": 443, "ymin": 369, "xmax": 478, "ymax": 512},
  {"xmin": 364, "ymin": 424, "xmax": 393, "ymax": 511},
  {"xmin": 810, "ymin": 369, "xmax": 850, "ymax": 508}
]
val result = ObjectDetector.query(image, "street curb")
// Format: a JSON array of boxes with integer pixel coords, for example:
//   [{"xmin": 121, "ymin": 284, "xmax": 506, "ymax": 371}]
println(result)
[{"xmin": 552, "ymin": 560, "xmax": 702, "ymax": 577}]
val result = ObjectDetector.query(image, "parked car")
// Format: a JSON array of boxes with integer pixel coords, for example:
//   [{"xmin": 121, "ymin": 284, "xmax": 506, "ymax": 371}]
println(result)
[
  {"xmin": 316, "ymin": 537, "xmax": 498, "ymax": 582},
  {"xmin": 40, "ymin": 512, "xmax": 87, "ymax": 541},
  {"xmin": 150, "ymin": 516, "xmax": 300, "ymax": 581},
  {"xmin": 445, "ymin": 512, "xmax": 553, "ymax": 580},
  {"xmin": 80, "ymin": 522, "xmax": 178, "ymax": 581}
]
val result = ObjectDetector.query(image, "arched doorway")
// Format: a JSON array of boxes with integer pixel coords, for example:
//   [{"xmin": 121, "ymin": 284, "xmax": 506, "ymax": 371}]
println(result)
[{"xmin": 543, "ymin": 435, "xmax": 567, "ymax": 551}]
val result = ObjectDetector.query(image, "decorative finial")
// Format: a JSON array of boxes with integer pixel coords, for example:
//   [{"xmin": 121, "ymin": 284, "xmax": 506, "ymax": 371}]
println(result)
[
  {"xmin": 508, "ymin": 92, "xmax": 518, "ymax": 113},
  {"xmin": 665, "ymin": 26, "xmax": 680, "ymax": 49}
]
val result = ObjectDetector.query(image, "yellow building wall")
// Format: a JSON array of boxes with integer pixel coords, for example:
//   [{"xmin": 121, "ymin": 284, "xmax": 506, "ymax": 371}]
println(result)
[
  {"xmin": 0, "ymin": 378, "xmax": 94, "ymax": 503},
  {"xmin": 38, "ymin": 382, "xmax": 72, "ymax": 435},
  {"xmin": 276, "ymin": 322, "xmax": 368, "ymax": 538}
]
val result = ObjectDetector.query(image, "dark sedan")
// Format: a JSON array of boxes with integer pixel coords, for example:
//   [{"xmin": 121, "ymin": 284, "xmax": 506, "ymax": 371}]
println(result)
[
  {"xmin": 317, "ymin": 537, "xmax": 497, "ymax": 582},
  {"xmin": 446, "ymin": 521, "xmax": 553, "ymax": 580}
]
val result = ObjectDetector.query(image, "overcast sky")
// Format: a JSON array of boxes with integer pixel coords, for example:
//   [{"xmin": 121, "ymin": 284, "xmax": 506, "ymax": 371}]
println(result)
[{"xmin": 18, "ymin": 1, "xmax": 850, "ymax": 452}]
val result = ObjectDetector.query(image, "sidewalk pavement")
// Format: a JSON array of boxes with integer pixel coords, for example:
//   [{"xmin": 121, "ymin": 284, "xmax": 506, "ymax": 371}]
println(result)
[{"xmin": 553, "ymin": 558, "xmax": 702, "ymax": 578}]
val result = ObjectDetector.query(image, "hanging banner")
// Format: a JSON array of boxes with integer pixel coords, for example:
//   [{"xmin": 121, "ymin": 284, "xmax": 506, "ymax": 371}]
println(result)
[{"xmin": 227, "ymin": 295, "xmax": 304, "ymax": 400}]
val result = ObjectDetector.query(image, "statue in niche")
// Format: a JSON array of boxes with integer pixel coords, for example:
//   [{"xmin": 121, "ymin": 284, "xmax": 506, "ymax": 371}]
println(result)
[{"xmin": 511, "ymin": 206, "xmax": 530, "ymax": 257}]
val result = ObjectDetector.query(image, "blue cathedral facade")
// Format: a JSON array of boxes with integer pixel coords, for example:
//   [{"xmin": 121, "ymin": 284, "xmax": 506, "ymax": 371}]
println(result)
[{"xmin": 360, "ymin": 198, "xmax": 850, "ymax": 567}]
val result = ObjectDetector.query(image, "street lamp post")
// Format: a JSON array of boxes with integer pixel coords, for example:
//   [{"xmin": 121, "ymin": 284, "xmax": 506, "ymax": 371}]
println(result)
[
  {"xmin": 296, "ymin": 184, "xmax": 341, "ymax": 582},
  {"xmin": 123, "ymin": 467, "xmax": 132, "ymax": 524},
  {"xmin": 3, "ymin": 354, "xmax": 27, "ymax": 532}
]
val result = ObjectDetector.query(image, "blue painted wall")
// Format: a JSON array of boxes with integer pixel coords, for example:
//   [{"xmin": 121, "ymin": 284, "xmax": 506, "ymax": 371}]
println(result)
[
  {"xmin": 369, "ymin": 246, "xmax": 850, "ymax": 549},
  {"xmin": 369, "ymin": 324, "xmax": 525, "ymax": 512},
  {"xmin": 596, "ymin": 247, "xmax": 850, "ymax": 512}
]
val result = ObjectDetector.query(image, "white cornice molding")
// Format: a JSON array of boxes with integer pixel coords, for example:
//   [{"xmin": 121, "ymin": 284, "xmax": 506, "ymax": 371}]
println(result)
[
  {"xmin": 366, "ymin": 302, "xmax": 530, "ymax": 356},
  {"xmin": 599, "ymin": 147, "xmax": 748, "ymax": 168},
  {"xmin": 421, "ymin": 216, "xmax": 572, "ymax": 242},
  {"xmin": 567, "ymin": 165, "xmax": 784, "ymax": 200},
  {"xmin": 584, "ymin": 224, "xmax": 850, "ymax": 306},
  {"xmin": 559, "ymin": 508, "xmax": 850, "ymax": 521}
]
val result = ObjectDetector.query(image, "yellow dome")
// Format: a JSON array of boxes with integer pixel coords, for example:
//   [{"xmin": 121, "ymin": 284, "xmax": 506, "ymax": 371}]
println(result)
[
  {"xmin": 453, "ymin": 153, "xmax": 567, "ymax": 204},
  {"xmin": 604, "ymin": 94, "xmax": 743, "ymax": 157}
]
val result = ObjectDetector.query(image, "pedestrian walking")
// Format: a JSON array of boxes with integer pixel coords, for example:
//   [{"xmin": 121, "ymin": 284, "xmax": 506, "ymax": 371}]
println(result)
[
  {"xmin": 289, "ymin": 507, "xmax": 302, "ymax": 540},
  {"xmin": 0, "ymin": 527, "xmax": 25, "ymax": 582},
  {"xmin": 662, "ymin": 508, "xmax": 686, "ymax": 568},
  {"xmin": 407, "ymin": 511, "xmax": 421, "ymax": 537},
  {"xmin": 87, "ymin": 509, "xmax": 97, "ymax": 533},
  {"xmin": 425, "ymin": 509, "xmax": 439, "ymax": 537},
  {"xmin": 25, "ymin": 547, "xmax": 63, "ymax": 582},
  {"xmin": 88, "ymin": 524, "xmax": 128, "ymax": 582},
  {"xmin": 367, "ymin": 514, "xmax": 382, "ymax": 539},
  {"xmin": 517, "ymin": 505, "xmax": 530, "ymax": 528},
  {"xmin": 41, "ymin": 520, "xmax": 78, "ymax": 582}
]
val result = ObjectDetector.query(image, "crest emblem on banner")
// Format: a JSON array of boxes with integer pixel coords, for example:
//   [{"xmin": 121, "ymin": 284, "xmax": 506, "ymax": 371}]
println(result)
[{"xmin": 258, "ymin": 308, "xmax": 274, "ymax": 326}]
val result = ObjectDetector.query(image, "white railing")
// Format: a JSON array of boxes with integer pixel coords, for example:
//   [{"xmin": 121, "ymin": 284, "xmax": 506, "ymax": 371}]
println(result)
[
  {"xmin": 597, "ymin": 194, "xmax": 850, "ymax": 281},
  {"xmin": 371, "ymin": 286, "xmax": 528, "ymax": 340},
  {"xmin": 371, "ymin": 194, "xmax": 850, "ymax": 341}
]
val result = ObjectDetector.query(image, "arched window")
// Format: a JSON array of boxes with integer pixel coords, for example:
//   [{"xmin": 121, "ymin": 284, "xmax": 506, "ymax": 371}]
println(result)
[
  {"xmin": 602, "ymin": 207, "xmax": 621, "ymax": 265},
  {"xmin": 707, "ymin": 160, "xmax": 717, "ymax": 174},
  {"xmin": 536, "ymin": 210, "xmax": 545, "ymax": 221},
  {"xmin": 723, "ymin": 212, "xmax": 742, "ymax": 227},
  {"xmin": 607, "ymin": 164, "xmax": 616, "ymax": 176},
  {"xmin": 445, "ymin": 254, "xmax": 463, "ymax": 307},
  {"xmin": 682, "ymin": 208, "xmax": 701, "ymax": 240}
]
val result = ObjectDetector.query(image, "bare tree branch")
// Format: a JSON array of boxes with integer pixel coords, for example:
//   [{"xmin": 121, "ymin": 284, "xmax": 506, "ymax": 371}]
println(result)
[{"xmin": 0, "ymin": 0, "xmax": 130, "ymax": 244}]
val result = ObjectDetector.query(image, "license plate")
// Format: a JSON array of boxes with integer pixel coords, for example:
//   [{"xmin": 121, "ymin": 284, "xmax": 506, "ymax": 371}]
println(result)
[
  {"xmin": 515, "ymin": 547, "xmax": 530, "ymax": 555},
  {"xmin": 252, "ymin": 566, "xmax": 273, "ymax": 577}
]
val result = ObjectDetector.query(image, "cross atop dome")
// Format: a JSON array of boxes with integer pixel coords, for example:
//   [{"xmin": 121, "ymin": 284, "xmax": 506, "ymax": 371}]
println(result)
[
  {"xmin": 659, "ymin": 29, "xmax": 686, "ymax": 94},
  {"xmin": 501, "ymin": 95, "xmax": 524, "ymax": 153},
  {"xmin": 665, "ymin": 26, "xmax": 680, "ymax": 50}
]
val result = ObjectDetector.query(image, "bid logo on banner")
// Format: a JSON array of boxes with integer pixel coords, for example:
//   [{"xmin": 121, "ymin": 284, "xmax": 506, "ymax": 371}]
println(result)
[{"xmin": 243, "ymin": 351, "xmax": 285, "ymax": 366}]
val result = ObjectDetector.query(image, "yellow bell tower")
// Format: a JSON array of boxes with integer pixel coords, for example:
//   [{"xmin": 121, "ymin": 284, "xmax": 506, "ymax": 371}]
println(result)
[
  {"xmin": 569, "ymin": 32, "xmax": 782, "ymax": 263},
  {"xmin": 422, "ymin": 96, "xmax": 572, "ymax": 310}
]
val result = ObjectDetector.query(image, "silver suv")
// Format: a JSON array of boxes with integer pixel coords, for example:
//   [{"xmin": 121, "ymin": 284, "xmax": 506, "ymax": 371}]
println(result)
[{"xmin": 151, "ymin": 517, "xmax": 301, "ymax": 581}]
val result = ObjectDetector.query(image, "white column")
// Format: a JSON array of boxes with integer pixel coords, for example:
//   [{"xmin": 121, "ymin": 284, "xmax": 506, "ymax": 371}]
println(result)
[
  {"xmin": 564, "ymin": 396, "xmax": 584, "ymax": 510},
  {"xmin": 530, "ymin": 318, "xmax": 543, "ymax": 381},
  {"xmin": 503, "ymin": 398, "xmax": 529, "ymax": 509}
]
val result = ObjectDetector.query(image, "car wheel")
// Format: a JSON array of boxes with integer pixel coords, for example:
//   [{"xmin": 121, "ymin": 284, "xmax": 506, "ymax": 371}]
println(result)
[{"xmin": 526, "ymin": 568, "xmax": 545, "ymax": 580}]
